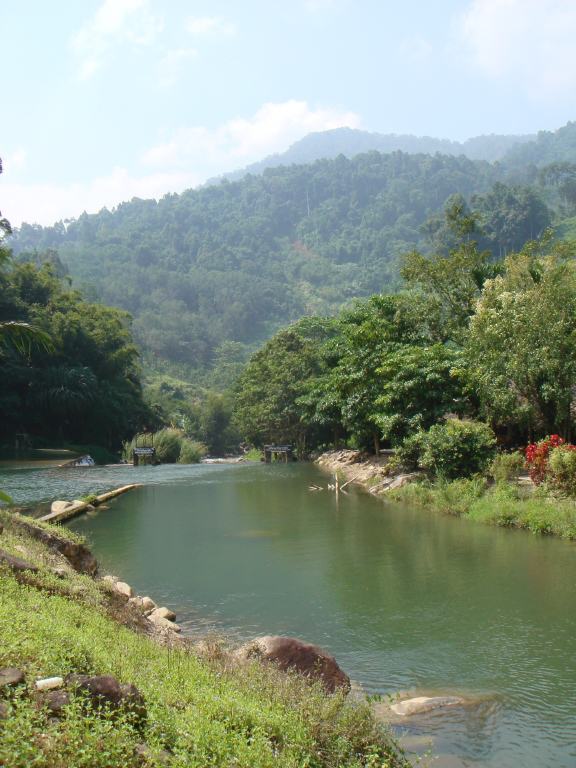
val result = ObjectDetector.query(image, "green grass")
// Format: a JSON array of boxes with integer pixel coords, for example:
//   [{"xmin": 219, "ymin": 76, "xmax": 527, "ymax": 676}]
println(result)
[
  {"xmin": 245, "ymin": 448, "xmax": 264, "ymax": 461},
  {"xmin": 0, "ymin": 515, "xmax": 410, "ymax": 768},
  {"xmin": 388, "ymin": 478, "xmax": 576, "ymax": 539}
]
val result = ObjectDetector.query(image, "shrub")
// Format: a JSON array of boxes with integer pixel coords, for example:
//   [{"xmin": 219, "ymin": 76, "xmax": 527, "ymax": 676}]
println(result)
[
  {"xmin": 178, "ymin": 439, "xmax": 207, "ymax": 464},
  {"xmin": 124, "ymin": 429, "xmax": 183, "ymax": 464},
  {"xmin": 525, "ymin": 435, "xmax": 565, "ymax": 485},
  {"xmin": 490, "ymin": 451, "xmax": 525, "ymax": 484},
  {"xmin": 394, "ymin": 432, "xmax": 425, "ymax": 472},
  {"xmin": 548, "ymin": 444, "xmax": 576, "ymax": 494},
  {"xmin": 420, "ymin": 419, "xmax": 497, "ymax": 480}
]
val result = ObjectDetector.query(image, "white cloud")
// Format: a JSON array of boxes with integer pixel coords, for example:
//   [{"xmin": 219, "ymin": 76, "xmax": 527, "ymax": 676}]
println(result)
[
  {"xmin": 143, "ymin": 100, "xmax": 361, "ymax": 170},
  {"xmin": 2, "ymin": 147, "xmax": 28, "ymax": 173},
  {"xmin": 455, "ymin": 0, "xmax": 576, "ymax": 96},
  {"xmin": 1, "ymin": 168, "xmax": 198, "ymax": 228},
  {"xmin": 71, "ymin": 0, "xmax": 162, "ymax": 78},
  {"xmin": 186, "ymin": 15, "xmax": 234, "ymax": 36},
  {"xmin": 158, "ymin": 49, "xmax": 197, "ymax": 87}
]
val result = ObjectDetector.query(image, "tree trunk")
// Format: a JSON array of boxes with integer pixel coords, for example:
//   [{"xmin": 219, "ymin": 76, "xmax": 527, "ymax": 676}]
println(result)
[
  {"xmin": 373, "ymin": 432, "xmax": 380, "ymax": 459},
  {"xmin": 334, "ymin": 426, "xmax": 339, "ymax": 451}
]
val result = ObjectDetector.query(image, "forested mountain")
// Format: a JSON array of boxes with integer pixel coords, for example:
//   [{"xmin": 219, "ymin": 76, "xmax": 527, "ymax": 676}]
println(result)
[
  {"xmin": 503, "ymin": 121, "xmax": 576, "ymax": 175},
  {"xmin": 9, "ymin": 147, "xmax": 562, "ymax": 379},
  {"xmin": 203, "ymin": 127, "xmax": 535, "ymax": 186}
]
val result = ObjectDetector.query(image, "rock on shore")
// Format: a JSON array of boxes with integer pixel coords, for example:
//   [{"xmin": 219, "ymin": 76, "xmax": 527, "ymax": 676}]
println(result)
[{"xmin": 234, "ymin": 636, "xmax": 350, "ymax": 693}]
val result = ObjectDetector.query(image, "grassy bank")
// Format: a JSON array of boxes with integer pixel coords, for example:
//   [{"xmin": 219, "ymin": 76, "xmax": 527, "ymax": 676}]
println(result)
[
  {"xmin": 0, "ymin": 513, "xmax": 409, "ymax": 768},
  {"xmin": 387, "ymin": 479, "xmax": 576, "ymax": 539}
]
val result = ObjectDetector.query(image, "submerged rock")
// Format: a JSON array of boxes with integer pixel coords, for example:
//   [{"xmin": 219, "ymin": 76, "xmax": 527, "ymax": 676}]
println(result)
[
  {"xmin": 234, "ymin": 636, "xmax": 350, "ymax": 694},
  {"xmin": 391, "ymin": 695, "xmax": 463, "ymax": 716}
]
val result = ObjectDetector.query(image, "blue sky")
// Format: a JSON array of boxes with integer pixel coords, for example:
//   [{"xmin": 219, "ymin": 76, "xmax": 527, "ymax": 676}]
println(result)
[{"xmin": 2, "ymin": 0, "xmax": 575, "ymax": 226}]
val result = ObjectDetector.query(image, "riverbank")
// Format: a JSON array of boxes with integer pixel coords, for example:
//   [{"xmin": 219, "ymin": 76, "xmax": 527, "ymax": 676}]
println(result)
[
  {"xmin": 317, "ymin": 450, "xmax": 576, "ymax": 540},
  {"xmin": 0, "ymin": 510, "xmax": 409, "ymax": 768}
]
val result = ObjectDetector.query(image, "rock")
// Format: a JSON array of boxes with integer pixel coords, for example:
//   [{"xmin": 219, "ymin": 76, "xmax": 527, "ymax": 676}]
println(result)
[
  {"xmin": 0, "ymin": 701, "xmax": 8, "ymax": 720},
  {"xmin": 234, "ymin": 636, "xmax": 350, "ymax": 694},
  {"xmin": 66, "ymin": 674, "xmax": 146, "ymax": 720},
  {"xmin": 115, "ymin": 582, "xmax": 134, "ymax": 598},
  {"xmin": 0, "ymin": 548, "xmax": 39, "ymax": 575},
  {"xmin": 50, "ymin": 567, "xmax": 68, "ymax": 579},
  {"xmin": 8, "ymin": 516, "xmax": 98, "ymax": 576},
  {"xmin": 42, "ymin": 690, "xmax": 71, "ymax": 715},
  {"xmin": 150, "ymin": 607, "xmax": 176, "ymax": 622},
  {"xmin": 36, "ymin": 677, "xmax": 64, "ymax": 691},
  {"xmin": 147, "ymin": 615, "xmax": 181, "ymax": 632},
  {"xmin": 128, "ymin": 596, "xmax": 143, "ymax": 608},
  {"xmin": 391, "ymin": 696, "xmax": 463, "ymax": 716},
  {"xmin": 141, "ymin": 596, "xmax": 156, "ymax": 611},
  {"xmin": 50, "ymin": 501, "xmax": 73, "ymax": 514},
  {"xmin": 134, "ymin": 744, "xmax": 172, "ymax": 763},
  {"xmin": 0, "ymin": 668, "xmax": 25, "ymax": 690}
]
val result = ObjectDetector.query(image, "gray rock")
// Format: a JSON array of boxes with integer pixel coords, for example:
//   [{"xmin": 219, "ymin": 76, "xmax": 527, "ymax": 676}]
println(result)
[
  {"xmin": 147, "ymin": 615, "xmax": 181, "ymax": 632},
  {"xmin": 234, "ymin": 636, "xmax": 350, "ymax": 694},
  {"xmin": 114, "ymin": 581, "xmax": 133, "ymax": 598},
  {"xmin": 128, "ymin": 596, "xmax": 144, "ymax": 608},
  {"xmin": 391, "ymin": 695, "xmax": 463, "ymax": 716},
  {"xmin": 141, "ymin": 596, "xmax": 156, "ymax": 611},
  {"xmin": 50, "ymin": 501, "xmax": 73, "ymax": 514},
  {"xmin": 150, "ymin": 607, "xmax": 176, "ymax": 622},
  {"xmin": 0, "ymin": 668, "xmax": 25, "ymax": 690}
]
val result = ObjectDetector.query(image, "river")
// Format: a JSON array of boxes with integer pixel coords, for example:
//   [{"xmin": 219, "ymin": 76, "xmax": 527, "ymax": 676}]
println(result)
[{"xmin": 2, "ymin": 458, "xmax": 575, "ymax": 768}]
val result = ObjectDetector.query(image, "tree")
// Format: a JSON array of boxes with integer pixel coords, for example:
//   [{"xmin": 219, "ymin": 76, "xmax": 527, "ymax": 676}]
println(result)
[
  {"xmin": 400, "ymin": 203, "xmax": 499, "ymax": 344},
  {"xmin": 234, "ymin": 317, "xmax": 336, "ymax": 454},
  {"xmin": 374, "ymin": 344, "xmax": 466, "ymax": 443},
  {"xmin": 467, "ymin": 233, "xmax": 576, "ymax": 440},
  {"xmin": 0, "ymin": 259, "xmax": 154, "ymax": 449},
  {"xmin": 324, "ymin": 294, "xmax": 425, "ymax": 455}
]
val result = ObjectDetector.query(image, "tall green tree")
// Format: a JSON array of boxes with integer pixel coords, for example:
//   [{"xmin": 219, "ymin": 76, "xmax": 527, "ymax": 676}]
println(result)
[{"xmin": 467, "ymin": 234, "xmax": 576, "ymax": 439}]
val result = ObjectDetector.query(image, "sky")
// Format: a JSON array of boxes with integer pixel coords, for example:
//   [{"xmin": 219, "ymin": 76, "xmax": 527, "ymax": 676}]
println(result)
[{"xmin": 1, "ymin": 0, "xmax": 576, "ymax": 227}]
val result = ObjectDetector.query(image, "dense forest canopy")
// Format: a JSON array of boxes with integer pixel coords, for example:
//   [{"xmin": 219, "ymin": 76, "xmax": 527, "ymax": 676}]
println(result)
[
  {"xmin": 203, "ymin": 126, "xmax": 537, "ymax": 186},
  {"xmin": 235, "ymin": 208, "xmax": 576, "ymax": 457},
  {"xmin": 9, "ymin": 146, "xmax": 567, "ymax": 378}
]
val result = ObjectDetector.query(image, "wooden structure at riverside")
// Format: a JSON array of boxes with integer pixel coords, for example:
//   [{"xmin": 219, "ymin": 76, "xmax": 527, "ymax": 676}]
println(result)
[
  {"xmin": 264, "ymin": 445, "xmax": 293, "ymax": 463},
  {"xmin": 133, "ymin": 447, "xmax": 156, "ymax": 466}
]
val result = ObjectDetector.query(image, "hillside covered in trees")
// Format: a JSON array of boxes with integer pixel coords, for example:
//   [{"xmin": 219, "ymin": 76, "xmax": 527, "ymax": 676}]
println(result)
[{"xmin": 9, "ymin": 142, "xmax": 570, "ymax": 378}]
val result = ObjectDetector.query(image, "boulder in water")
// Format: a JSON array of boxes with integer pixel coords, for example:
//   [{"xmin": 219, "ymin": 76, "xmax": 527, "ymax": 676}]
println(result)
[
  {"xmin": 391, "ymin": 695, "xmax": 463, "ymax": 716},
  {"xmin": 234, "ymin": 636, "xmax": 350, "ymax": 693}
]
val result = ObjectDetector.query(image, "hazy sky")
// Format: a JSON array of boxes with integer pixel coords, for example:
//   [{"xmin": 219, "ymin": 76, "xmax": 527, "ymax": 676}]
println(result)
[{"xmin": 2, "ymin": 0, "xmax": 576, "ymax": 227}]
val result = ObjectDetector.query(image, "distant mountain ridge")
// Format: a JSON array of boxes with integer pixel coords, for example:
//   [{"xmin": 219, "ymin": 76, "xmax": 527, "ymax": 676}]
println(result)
[{"xmin": 202, "ymin": 127, "xmax": 536, "ymax": 187}]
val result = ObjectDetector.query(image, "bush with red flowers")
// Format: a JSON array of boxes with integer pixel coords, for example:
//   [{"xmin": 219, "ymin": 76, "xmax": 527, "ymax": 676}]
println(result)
[{"xmin": 526, "ymin": 435, "xmax": 576, "ymax": 493}]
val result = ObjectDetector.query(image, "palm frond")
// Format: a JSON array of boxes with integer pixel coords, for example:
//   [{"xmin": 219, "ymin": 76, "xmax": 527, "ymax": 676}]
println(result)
[{"xmin": 0, "ymin": 322, "xmax": 57, "ymax": 355}]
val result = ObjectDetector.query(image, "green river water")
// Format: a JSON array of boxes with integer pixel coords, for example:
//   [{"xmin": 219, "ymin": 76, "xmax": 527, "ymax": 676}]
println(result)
[{"xmin": 2, "ymin": 457, "xmax": 576, "ymax": 767}]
